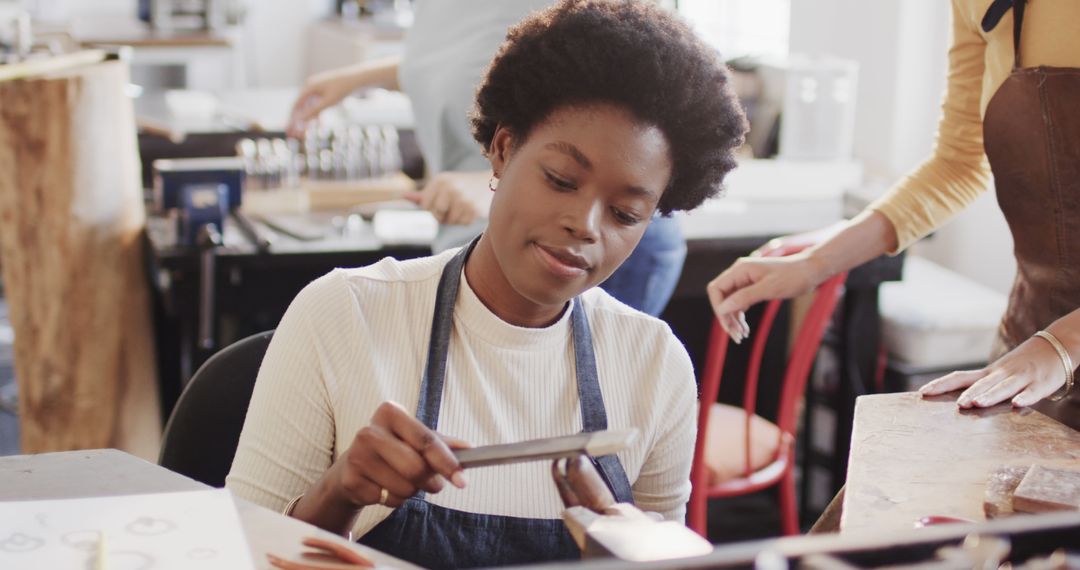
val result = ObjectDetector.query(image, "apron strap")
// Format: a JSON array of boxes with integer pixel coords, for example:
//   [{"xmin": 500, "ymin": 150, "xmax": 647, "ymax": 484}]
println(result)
[
  {"xmin": 980, "ymin": 0, "xmax": 1026, "ymax": 69},
  {"xmin": 415, "ymin": 238, "xmax": 475, "ymax": 429},
  {"xmin": 981, "ymin": 0, "xmax": 1012, "ymax": 33},
  {"xmin": 1012, "ymin": 0, "xmax": 1027, "ymax": 69},
  {"xmin": 572, "ymin": 297, "xmax": 605, "ymax": 433},
  {"xmin": 415, "ymin": 240, "xmax": 634, "ymax": 504},
  {"xmin": 571, "ymin": 297, "xmax": 635, "ymax": 504}
]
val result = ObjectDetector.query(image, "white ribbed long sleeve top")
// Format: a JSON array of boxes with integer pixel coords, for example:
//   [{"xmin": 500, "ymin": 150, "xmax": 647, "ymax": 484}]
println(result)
[{"xmin": 225, "ymin": 248, "xmax": 697, "ymax": 538}]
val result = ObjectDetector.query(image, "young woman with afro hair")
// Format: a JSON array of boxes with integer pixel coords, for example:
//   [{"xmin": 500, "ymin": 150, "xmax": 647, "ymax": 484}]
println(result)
[{"xmin": 229, "ymin": 1, "xmax": 748, "ymax": 567}]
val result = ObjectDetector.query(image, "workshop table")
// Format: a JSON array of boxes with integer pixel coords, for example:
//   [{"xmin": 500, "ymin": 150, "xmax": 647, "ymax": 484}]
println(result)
[
  {"xmin": 841, "ymin": 392, "xmax": 1080, "ymax": 534},
  {"xmin": 0, "ymin": 449, "xmax": 417, "ymax": 569}
]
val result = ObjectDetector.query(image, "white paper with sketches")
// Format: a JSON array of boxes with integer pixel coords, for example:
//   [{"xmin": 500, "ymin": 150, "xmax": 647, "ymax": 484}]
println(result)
[{"xmin": 0, "ymin": 488, "xmax": 254, "ymax": 570}]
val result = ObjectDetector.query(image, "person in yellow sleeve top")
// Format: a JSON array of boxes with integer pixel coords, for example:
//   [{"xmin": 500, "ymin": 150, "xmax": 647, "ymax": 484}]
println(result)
[{"xmin": 708, "ymin": 0, "xmax": 1080, "ymax": 416}]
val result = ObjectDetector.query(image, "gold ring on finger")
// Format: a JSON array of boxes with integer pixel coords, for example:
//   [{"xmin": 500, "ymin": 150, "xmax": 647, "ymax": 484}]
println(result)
[{"xmin": 378, "ymin": 487, "xmax": 389, "ymax": 506}]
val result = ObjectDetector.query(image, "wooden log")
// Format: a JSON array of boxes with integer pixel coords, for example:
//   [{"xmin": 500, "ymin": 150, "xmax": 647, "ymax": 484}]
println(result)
[{"xmin": 0, "ymin": 57, "xmax": 160, "ymax": 459}]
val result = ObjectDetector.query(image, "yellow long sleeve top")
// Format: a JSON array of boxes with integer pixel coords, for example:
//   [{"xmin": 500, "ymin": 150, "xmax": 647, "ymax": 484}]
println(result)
[{"xmin": 869, "ymin": 0, "xmax": 1080, "ymax": 253}]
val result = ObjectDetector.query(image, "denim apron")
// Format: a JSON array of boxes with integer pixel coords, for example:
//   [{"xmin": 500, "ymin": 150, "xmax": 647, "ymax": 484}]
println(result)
[
  {"xmin": 982, "ymin": 0, "xmax": 1080, "ymax": 427},
  {"xmin": 359, "ymin": 240, "xmax": 635, "ymax": 568}
]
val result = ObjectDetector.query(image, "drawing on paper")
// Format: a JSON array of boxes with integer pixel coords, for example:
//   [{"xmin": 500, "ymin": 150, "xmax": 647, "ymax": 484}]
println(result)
[
  {"xmin": 0, "ymin": 533, "xmax": 44, "ymax": 553},
  {"xmin": 0, "ymin": 489, "xmax": 254, "ymax": 570},
  {"xmin": 61, "ymin": 530, "xmax": 101, "ymax": 551},
  {"xmin": 125, "ymin": 517, "xmax": 177, "ymax": 537}
]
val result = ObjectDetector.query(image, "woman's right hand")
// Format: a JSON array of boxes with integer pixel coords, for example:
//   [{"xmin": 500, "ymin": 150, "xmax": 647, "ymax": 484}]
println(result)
[
  {"xmin": 706, "ymin": 232, "xmax": 834, "ymax": 343},
  {"xmin": 707, "ymin": 211, "xmax": 897, "ymax": 343},
  {"xmin": 287, "ymin": 69, "xmax": 364, "ymax": 138},
  {"xmin": 325, "ymin": 401, "xmax": 469, "ymax": 510}
]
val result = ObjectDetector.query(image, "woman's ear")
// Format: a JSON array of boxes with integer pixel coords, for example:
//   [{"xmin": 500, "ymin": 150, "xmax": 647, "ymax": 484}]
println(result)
[{"xmin": 488, "ymin": 125, "xmax": 515, "ymax": 178}]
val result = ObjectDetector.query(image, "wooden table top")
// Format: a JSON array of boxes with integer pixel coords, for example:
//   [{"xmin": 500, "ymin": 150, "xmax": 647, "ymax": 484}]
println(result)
[
  {"xmin": 841, "ymin": 392, "xmax": 1080, "ymax": 534},
  {"xmin": 71, "ymin": 17, "xmax": 234, "ymax": 48},
  {"xmin": 0, "ymin": 449, "xmax": 417, "ymax": 569}
]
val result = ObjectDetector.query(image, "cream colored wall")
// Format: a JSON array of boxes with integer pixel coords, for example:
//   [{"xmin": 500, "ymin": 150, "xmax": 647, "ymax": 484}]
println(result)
[{"xmin": 791, "ymin": 0, "xmax": 1016, "ymax": 294}]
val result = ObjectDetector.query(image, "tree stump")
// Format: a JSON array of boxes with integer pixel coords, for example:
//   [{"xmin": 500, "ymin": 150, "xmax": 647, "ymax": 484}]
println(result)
[{"xmin": 0, "ymin": 57, "xmax": 160, "ymax": 459}]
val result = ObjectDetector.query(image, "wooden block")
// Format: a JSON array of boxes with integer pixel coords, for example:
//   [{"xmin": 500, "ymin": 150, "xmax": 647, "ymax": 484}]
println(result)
[
  {"xmin": 983, "ymin": 464, "xmax": 1030, "ymax": 518},
  {"xmin": 303, "ymin": 174, "xmax": 415, "ymax": 210},
  {"xmin": 562, "ymin": 504, "xmax": 712, "ymax": 562},
  {"xmin": 1012, "ymin": 464, "xmax": 1080, "ymax": 514}
]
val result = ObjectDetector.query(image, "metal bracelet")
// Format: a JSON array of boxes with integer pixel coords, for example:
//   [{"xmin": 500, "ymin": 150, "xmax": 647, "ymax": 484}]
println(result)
[
  {"xmin": 1034, "ymin": 330, "xmax": 1075, "ymax": 401},
  {"xmin": 282, "ymin": 493, "xmax": 304, "ymax": 516}
]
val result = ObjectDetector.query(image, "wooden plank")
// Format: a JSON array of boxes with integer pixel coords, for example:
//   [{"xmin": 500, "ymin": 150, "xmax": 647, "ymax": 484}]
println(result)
[
  {"xmin": 841, "ymin": 392, "xmax": 1080, "ymax": 534},
  {"xmin": 0, "ymin": 59, "xmax": 161, "ymax": 458},
  {"xmin": 0, "ymin": 50, "xmax": 106, "ymax": 83},
  {"xmin": 303, "ymin": 174, "xmax": 415, "ymax": 211},
  {"xmin": 1012, "ymin": 464, "xmax": 1080, "ymax": 514}
]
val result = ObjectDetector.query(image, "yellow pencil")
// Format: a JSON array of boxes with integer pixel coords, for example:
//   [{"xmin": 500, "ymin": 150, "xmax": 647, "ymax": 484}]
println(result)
[{"xmin": 95, "ymin": 532, "xmax": 107, "ymax": 570}]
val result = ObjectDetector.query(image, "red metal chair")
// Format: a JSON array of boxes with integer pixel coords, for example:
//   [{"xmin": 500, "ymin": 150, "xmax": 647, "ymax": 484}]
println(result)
[{"xmin": 688, "ymin": 244, "xmax": 847, "ymax": 537}]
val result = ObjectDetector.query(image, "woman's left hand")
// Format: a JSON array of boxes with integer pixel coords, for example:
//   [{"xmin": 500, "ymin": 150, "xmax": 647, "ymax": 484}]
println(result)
[
  {"xmin": 404, "ymin": 170, "xmax": 493, "ymax": 225},
  {"xmin": 919, "ymin": 335, "xmax": 1068, "ymax": 408}
]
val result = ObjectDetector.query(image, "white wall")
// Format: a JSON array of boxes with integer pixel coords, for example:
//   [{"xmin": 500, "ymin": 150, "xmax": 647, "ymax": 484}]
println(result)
[
  {"xmin": 26, "ymin": 0, "xmax": 332, "ymax": 88},
  {"xmin": 790, "ymin": 0, "xmax": 1015, "ymax": 294},
  {"xmin": 789, "ymin": 0, "xmax": 946, "ymax": 183},
  {"xmin": 241, "ymin": 0, "xmax": 334, "ymax": 87}
]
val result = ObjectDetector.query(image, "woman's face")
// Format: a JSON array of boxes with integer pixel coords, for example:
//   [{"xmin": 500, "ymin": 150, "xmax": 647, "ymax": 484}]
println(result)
[{"xmin": 486, "ymin": 103, "xmax": 673, "ymax": 309}]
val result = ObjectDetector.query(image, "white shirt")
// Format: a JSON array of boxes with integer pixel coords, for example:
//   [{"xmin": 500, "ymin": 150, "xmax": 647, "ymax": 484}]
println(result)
[
  {"xmin": 226, "ymin": 249, "xmax": 697, "ymax": 537},
  {"xmin": 398, "ymin": 0, "xmax": 555, "ymax": 175}
]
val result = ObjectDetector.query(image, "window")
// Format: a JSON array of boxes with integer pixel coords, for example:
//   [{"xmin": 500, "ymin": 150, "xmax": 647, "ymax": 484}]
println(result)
[{"xmin": 675, "ymin": 0, "xmax": 791, "ymax": 59}]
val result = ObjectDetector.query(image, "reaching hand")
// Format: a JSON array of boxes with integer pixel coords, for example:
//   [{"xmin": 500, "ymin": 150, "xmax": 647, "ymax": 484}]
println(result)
[
  {"xmin": 327, "ymin": 401, "xmax": 470, "ymax": 509},
  {"xmin": 919, "ymin": 335, "xmax": 1069, "ymax": 408},
  {"xmin": 404, "ymin": 171, "xmax": 494, "ymax": 225},
  {"xmin": 706, "ymin": 234, "xmax": 830, "ymax": 343},
  {"xmin": 287, "ymin": 69, "xmax": 363, "ymax": 138}
]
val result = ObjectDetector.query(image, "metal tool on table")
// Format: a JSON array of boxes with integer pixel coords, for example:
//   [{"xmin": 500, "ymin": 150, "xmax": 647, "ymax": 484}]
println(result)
[
  {"xmin": 235, "ymin": 125, "xmax": 411, "ymax": 214},
  {"xmin": 456, "ymin": 429, "xmax": 712, "ymax": 563},
  {"xmin": 453, "ymin": 428, "xmax": 638, "ymax": 469},
  {"xmin": 153, "ymin": 157, "xmax": 272, "ymax": 351},
  {"xmin": 237, "ymin": 125, "xmax": 402, "ymax": 187},
  {"xmin": 139, "ymin": 0, "xmax": 246, "ymax": 31}
]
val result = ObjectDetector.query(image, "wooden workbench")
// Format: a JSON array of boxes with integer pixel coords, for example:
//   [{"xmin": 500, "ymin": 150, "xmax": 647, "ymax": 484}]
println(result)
[
  {"xmin": 842, "ymin": 392, "xmax": 1080, "ymax": 533},
  {"xmin": 0, "ymin": 449, "xmax": 417, "ymax": 569}
]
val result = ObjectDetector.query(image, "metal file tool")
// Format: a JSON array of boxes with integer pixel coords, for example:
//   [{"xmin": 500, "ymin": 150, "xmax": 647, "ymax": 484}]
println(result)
[{"xmin": 454, "ymin": 428, "xmax": 638, "ymax": 469}]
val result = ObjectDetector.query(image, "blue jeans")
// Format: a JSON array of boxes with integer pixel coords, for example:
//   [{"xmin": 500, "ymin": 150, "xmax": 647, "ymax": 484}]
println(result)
[{"xmin": 601, "ymin": 216, "xmax": 686, "ymax": 316}]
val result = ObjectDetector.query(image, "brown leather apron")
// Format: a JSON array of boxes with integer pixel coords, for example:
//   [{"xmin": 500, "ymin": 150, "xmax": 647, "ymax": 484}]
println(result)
[{"xmin": 983, "ymin": 0, "xmax": 1080, "ymax": 428}]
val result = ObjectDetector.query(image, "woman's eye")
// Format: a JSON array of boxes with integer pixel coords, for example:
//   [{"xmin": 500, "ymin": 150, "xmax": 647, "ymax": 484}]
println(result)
[
  {"xmin": 612, "ymin": 208, "xmax": 642, "ymax": 226},
  {"xmin": 543, "ymin": 170, "xmax": 576, "ymax": 191}
]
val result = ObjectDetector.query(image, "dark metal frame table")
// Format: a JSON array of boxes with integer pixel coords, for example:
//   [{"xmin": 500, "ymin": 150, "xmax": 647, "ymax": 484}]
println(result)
[{"xmin": 148, "ymin": 225, "xmax": 904, "ymax": 532}]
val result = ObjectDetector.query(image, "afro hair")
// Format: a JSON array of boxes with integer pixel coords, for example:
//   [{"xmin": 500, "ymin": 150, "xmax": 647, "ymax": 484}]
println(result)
[{"xmin": 471, "ymin": 0, "xmax": 749, "ymax": 215}]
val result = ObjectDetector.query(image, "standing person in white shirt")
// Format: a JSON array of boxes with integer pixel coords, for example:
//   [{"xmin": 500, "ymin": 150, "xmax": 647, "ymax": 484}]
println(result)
[
  {"xmin": 230, "ymin": 1, "xmax": 748, "ymax": 567},
  {"xmin": 287, "ymin": 0, "xmax": 689, "ymax": 317}
]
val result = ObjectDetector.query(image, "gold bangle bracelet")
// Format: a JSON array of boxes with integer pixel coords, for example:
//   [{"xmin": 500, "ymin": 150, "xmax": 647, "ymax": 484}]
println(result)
[
  {"xmin": 1034, "ymin": 330, "xmax": 1075, "ymax": 401},
  {"xmin": 282, "ymin": 493, "xmax": 304, "ymax": 516}
]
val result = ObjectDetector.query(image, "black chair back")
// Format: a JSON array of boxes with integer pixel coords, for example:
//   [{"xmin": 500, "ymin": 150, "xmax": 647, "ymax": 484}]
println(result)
[{"xmin": 159, "ymin": 330, "xmax": 273, "ymax": 487}]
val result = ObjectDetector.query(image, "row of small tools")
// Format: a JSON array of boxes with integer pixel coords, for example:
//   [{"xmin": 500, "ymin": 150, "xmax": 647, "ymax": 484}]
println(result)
[{"xmin": 236, "ymin": 124, "xmax": 403, "ymax": 190}]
